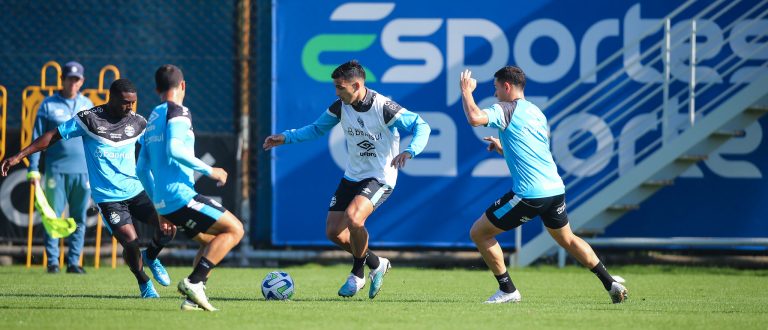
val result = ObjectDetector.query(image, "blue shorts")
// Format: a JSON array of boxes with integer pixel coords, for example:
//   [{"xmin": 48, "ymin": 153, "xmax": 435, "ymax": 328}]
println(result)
[{"xmin": 162, "ymin": 194, "xmax": 226, "ymax": 238}]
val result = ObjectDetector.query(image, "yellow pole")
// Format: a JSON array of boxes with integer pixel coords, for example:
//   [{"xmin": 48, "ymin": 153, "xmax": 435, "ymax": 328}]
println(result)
[
  {"xmin": 94, "ymin": 213, "xmax": 102, "ymax": 269},
  {"xmin": 25, "ymin": 185, "xmax": 34, "ymax": 268},
  {"xmin": 59, "ymin": 239, "xmax": 64, "ymax": 267},
  {"xmin": 111, "ymin": 237, "xmax": 117, "ymax": 269}
]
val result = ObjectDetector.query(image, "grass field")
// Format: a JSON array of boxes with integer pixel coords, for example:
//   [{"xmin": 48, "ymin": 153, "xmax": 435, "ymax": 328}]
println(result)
[{"xmin": 1, "ymin": 264, "xmax": 766, "ymax": 329}]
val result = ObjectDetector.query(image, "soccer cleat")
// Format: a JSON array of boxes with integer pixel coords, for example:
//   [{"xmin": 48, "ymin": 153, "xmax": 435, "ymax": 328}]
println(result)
[
  {"xmin": 609, "ymin": 282, "xmax": 628, "ymax": 304},
  {"xmin": 141, "ymin": 250, "xmax": 171, "ymax": 286},
  {"xmin": 47, "ymin": 265, "xmax": 60, "ymax": 274},
  {"xmin": 177, "ymin": 278, "xmax": 217, "ymax": 311},
  {"xmin": 484, "ymin": 289, "xmax": 521, "ymax": 304},
  {"xmin": 337, "ymin": 273, "xmax": 366, "ymax": 297},
  {"xmin": 139, "ymin": 280, "xmax": 159, "ymax": 298},
  {"xmin": 368, "ymin": 257, "xmax": 391, "ymax": 299},
  {"xmin": 66, "ymin": 265, "xmax": 86, "ymax": 274},
  {"xmin": 180, "ymin": 298, "xmax": 204, "ymax": 311}
]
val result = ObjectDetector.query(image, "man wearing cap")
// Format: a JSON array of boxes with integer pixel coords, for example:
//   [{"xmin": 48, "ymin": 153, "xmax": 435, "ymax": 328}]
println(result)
[{"xmin": 28, "ymin": 61, "xmax": 94, "ymax": 274}]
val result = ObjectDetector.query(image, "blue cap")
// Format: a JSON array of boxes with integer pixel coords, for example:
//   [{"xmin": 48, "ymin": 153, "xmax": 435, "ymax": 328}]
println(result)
[{"xmin": 63, "ymin": 61, "xmax": 84, "ymax": 79}]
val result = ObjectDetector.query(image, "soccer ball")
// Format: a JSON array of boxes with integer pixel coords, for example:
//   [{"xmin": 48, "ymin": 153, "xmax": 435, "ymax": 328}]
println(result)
[{"xmin": 261, "ymin": 271, "xmax": 294, "ymax": 300}]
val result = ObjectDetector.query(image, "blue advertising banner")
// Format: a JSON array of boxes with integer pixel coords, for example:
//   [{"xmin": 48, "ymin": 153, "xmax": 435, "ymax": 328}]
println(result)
[{"xmin": 272, "ymin": 0, "xmax": 768, "ymax": 247}]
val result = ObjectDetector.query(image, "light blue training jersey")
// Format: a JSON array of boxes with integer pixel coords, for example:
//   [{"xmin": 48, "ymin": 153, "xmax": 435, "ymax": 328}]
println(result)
[
  {"xmin": 138, "ymin": 101, "xmax": 212, "ymax": 215},
  {"xmin": 57, "ymin": 106, "xmax": 146, "ymax": 203},
  {"xmin": 29, "ymin": 93, "xmax": 93, "ymax": 174},
  {"xmin": 483, "ymin": 99, "xmax": 565, "ymax": 198}
]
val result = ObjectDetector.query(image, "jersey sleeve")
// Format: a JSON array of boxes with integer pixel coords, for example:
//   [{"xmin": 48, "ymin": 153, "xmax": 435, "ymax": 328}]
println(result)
[
  {"xmin": 166, "ymin": 118, "xmax": 213, "ymax": 176},
  {"xmin": 391, "ymin": 109, "xmax": 431, "ymax": 157},
  {"xmin": 135, "ymin": 137, "xmax": 155, "ymax": 199},
  {"xmin": 282, "ymin": 110, "xmax": 340, "ymax": 144},
  {"xmin": 482, "ymin": 102, "xmax": 516, "ymax": 130},
  {"xmin": 57, "ymin": 116, "xmax": 86, "ymax": 140},
  {"xmin": 28, "ymin": 100, "xmax": 49, "ymax": 172}
]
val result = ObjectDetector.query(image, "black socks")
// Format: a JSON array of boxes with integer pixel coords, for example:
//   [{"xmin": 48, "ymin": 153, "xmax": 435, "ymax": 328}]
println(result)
[
  {"xmin": 189, "ymin": 257, "xmax": 216, "ymax": 284},
  {"xmin": 352, "ymin": 251, "xmax": 381, "ymax": 278},
  {"xmin": 123, "ymin": 239, "xmax": 149, "ymax": 284},
  {"xmin": 590, "ymin": 261, "xmax": 615, "ymax": 291},
  {"xmin": 494, "ymin": 271, "xmax": 517, "ymax": 293}
]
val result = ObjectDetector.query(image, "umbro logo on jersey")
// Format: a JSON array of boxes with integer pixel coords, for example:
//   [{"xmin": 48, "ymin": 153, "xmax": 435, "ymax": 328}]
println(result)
[
  {"xmin": 362, "ymin": 188, "xmax": 372, "ymax": 195},
  {"xmin": 357, "ymin": 140, "xmax": 375, "ymax": 151}
]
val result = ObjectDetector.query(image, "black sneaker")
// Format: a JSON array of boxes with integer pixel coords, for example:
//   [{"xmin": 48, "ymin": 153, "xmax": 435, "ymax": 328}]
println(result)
[
  {"xmin": 66, "ymin": 265, "xmax": 86, "ymax": 274},
  {"xmin": 47, "ymin": 265, "xmax": 60, "ymax": 274}
]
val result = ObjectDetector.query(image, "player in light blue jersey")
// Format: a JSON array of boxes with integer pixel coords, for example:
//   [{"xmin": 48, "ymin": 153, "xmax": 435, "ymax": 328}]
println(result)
[
  {"xmin": 1, "ymin": 79, "xmax": 174, "ymax": 299},
  {"xmin": 28, "ymin": 61, "xmax": 94, "ymax": 274},
  {"xmin": 264, "ymin": 60, "xmax": 431, "ymax": 299},
  {"xmin": 137, "ymin": 64, "xmax": 244, "ymax": 311},
  {"xmin": 459, "ymin": 66, "xmax": 627, "ymax": 304}
]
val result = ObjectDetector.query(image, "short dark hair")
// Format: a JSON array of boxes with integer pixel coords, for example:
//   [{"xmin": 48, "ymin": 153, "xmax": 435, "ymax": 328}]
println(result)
[
  {"xmin": 331, "ymin": 60, "xmax": 366, "ymax": 81},
  {"xmin": 109, "ymin": 78, "xmax": 137, "ymax": 96},
  {"xmin": 155, "ymin": 64, "xmax": 184, "ymax": 93},
  {"xmin": 494, "ymin": 66, "xmax": 526, "ymax": 90}
]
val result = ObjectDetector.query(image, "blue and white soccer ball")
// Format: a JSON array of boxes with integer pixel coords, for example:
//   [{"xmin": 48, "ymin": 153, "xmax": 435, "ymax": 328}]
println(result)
[{"xmin": 261, "ymin": 271, "xmax": 294, "ymax": 300}]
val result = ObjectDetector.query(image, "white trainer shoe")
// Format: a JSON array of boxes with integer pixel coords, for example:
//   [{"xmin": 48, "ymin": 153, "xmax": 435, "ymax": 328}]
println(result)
[
  {"xmin": 180, "ymin": 298, "xmax": 203, "ymax": 311},
  {"xmin": 177, "ymin": 278, "xmax": 218, "ymax": 311},
  {"xmin": 337, "ymin": 273, "xmax": 366, "ymax": 297},
  {"xmin": 609, "ymin": 282, "xmax": 628, "ymax": 304},
  {"xmin": 484, "ymin": 289, "xmax": 521, "ymax": 304}
]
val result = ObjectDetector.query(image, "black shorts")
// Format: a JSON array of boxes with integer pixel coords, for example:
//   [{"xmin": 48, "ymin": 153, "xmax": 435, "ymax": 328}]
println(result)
[
  {"xmin": 163, "ymin": 194, "xmax": 227, "ymax": 238},
  {"xmin": 329, "ymin": 178, "xmax": 393, "ymax": 211},
  {"xmin": 98, "ymin": 191, "xmax": 158, "ymax": 235},
  {"xmin": 485, "ymin": 192, "xmax": 569, "ymax": 231}
]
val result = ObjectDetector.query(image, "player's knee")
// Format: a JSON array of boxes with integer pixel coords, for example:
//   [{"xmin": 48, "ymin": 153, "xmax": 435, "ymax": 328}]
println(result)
[{"xmin": 344, "ymin": 212, "xmax": 366, "ymax": 229}]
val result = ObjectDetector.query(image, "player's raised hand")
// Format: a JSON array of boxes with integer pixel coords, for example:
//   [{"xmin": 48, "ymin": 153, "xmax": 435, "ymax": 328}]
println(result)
[
  {"xmin": 460, "ymin": 69, "xmax": 477, "ymax": 93},
  {"xmin": 0, "ymin": 156, "xmax": 21, "ymax": 177},
  {"xmin": 390, "ymin": 151, "xmax": 412, "ymax": 169},
  {"xmin": 210, "ymin": 167, "xmax": 228, "ymax": 187},
  {"xmin": 263, "ymin": 134, "xmax": 286, "ymax": 150},
  {"xmin": 483, "ymin": 136, "xmax": 504, "ymax": 156}
]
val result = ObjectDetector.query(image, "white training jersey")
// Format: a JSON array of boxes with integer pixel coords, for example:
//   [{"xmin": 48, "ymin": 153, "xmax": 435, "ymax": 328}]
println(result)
[{"xmin": 331, "ymin": 89, "xmax": 403, "ymax": 186}]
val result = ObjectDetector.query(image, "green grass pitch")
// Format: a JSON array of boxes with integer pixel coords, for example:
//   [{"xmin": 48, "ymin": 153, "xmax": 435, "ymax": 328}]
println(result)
[{"xmin": 1, "ymin": 264, "xmax": 766, "ymax": 329}]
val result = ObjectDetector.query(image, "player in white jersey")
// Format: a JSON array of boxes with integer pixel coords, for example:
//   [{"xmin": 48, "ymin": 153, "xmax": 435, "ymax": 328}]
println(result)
[
  {"xmin": 459, "ymin": 66, "xmax": 628, "ymax": 304},
  {"xmin": 264, "ymin": 60, "xmax": 431, "ymax": 299}
]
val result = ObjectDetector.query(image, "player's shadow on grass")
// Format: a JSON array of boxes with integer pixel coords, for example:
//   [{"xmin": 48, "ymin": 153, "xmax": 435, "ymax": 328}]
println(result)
[{"xmin": 0, "ymin": 292, "xmax": 179, "ymax": 300}]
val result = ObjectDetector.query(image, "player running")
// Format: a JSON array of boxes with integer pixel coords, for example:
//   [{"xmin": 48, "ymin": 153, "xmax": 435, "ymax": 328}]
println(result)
[
  {"xmin": 1, "ymin": 79, "xmax": 174, "ymax": 298},
  {"xmin": 459, "ymin": 66, "xmax": 628, "ymax": 304},
  {"xmin": 137, "ymin": 64, "xmax": 244, "ymax": 311},
  {"xmin": 263, "ymin": 60, "xmax": 431, "ymax": 299}
]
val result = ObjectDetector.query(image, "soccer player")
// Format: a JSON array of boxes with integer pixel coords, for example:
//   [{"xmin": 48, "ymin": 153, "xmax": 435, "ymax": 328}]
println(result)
[
  {"xmin": 458, "ymin": 66, "xmax": 628, "ymax": 304},
  {"xmin": 263, "ymin": 60, "xmax": 431, "ymax": 299},
  {"xmin": 1, "ymin": 79, "xmax": 174, "ymax": 298},
  {"xmin": 137, "ymin": 64, "xmax": 244, "ymax": 311},
  {"xmin": 28, "ymin": 61, "xmax": 94, "ymax": 274}
]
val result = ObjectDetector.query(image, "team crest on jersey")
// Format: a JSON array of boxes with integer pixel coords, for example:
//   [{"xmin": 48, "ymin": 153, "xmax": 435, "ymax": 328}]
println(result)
[
  {"xmin": 109, "ymin": 212, "xmax": 121, "ymax": 224},
  {"xmin": 124, "ymin": 125, "xmax": 135, "ymax": 137},
  {"xmin": 357, "ymin": 116, "xmax": 365, "ymax": 128}
]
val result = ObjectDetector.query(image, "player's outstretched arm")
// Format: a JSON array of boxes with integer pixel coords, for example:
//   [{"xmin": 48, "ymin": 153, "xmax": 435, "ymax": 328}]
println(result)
[
  {"xmin": 460, "ymin": 69, "xmax": 489, "ymax": 127},
  {"xmin": 263, "ymin": 134, "xmax": 285, "ymax": 150},
  {"xmin": 1, "ymin": 129, "xmax": 61, "ymax": 176},
  {"xmin": 483, "ymin": 136, "xmax": 504, "ymax": 156},
  {"xmin": 390, "ymin": 110, "xmax": 431, "ymax": 169}
]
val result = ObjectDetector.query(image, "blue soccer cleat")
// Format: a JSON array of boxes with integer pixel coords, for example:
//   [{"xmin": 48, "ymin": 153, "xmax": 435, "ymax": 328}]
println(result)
[
  {"xmin": 142, "ymin": 250, "xmax": 171, "ymax": 286},
  {"xmin": 338, "ymin": 274, "xmax": 366, "ymax": 297},
  {"xmin": 368, "ymin": 257, "xmax": 391, "ymax": 299},
  {"xmin": 139, "ymin": 280, "xmax": 159, "ymax": 298}
]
